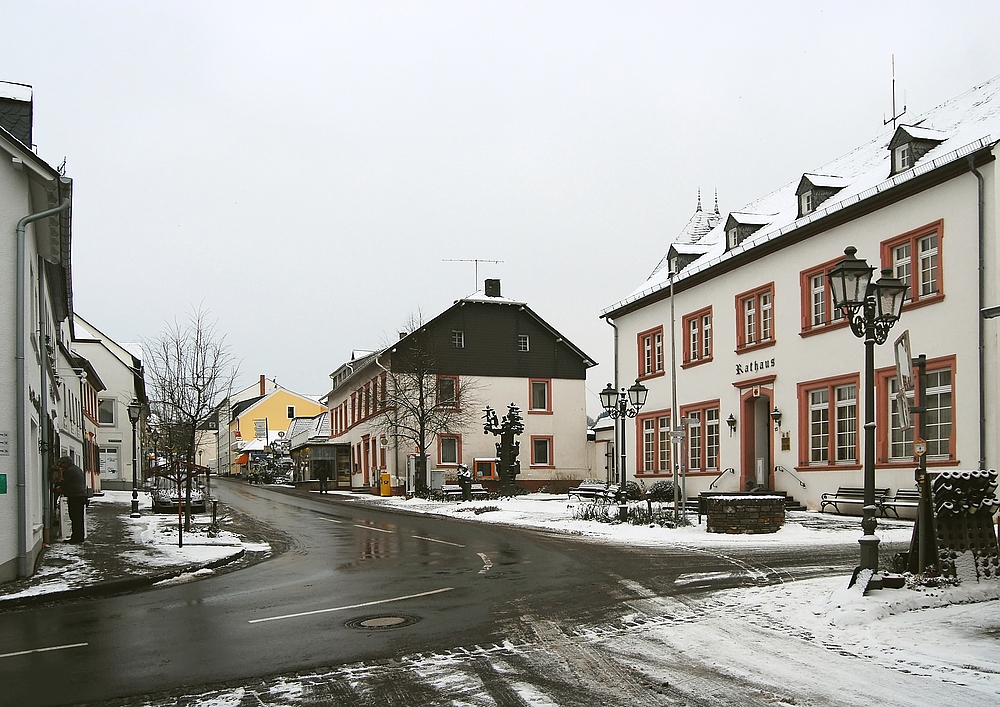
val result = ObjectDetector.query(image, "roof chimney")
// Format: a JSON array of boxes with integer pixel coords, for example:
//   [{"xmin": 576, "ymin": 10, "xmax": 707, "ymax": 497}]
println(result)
[
  {"xmin": 259, "ymin": 375, "xmax": 265, "ymax": 395},
  {"xmin": 484, "ymin": 279, "xmax": 501, "ymax": 298}
]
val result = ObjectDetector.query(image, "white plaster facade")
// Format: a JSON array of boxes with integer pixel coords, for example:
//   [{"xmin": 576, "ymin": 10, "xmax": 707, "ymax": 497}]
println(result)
[{"xmin": 603, "ymin": 77, "xmax": 1000, "ymax": 511}]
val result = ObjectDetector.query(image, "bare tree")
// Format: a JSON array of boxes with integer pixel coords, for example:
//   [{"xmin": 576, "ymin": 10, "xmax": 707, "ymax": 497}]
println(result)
[
  {"xmin": 369, "ymin": 314, "xmax": 480, "ymax": 494},
  {"xmin": 143, "ymin": 306, "xmax": 239, "ymax": 531}
]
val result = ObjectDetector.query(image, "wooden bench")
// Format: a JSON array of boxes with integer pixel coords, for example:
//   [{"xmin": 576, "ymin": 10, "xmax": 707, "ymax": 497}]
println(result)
[
  {"xmin": 441, "ymin": 483, "xmax": 489, "ymax": 500},
  {"xmin": 881, "ymin": 488, "xmax": 921, "ymax": 518},
  {"xmin": 568, "ymin": 483, "xmax": 619, "ymax": 504},
  {"xmin": 820, "ymin": 487, "xmax": 889, "ymax": 515}
]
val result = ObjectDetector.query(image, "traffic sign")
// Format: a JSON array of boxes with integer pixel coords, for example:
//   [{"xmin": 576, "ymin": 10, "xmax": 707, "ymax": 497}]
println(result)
[{"xmin": 914, "ymin": 437, "xmax": 927, "ymax": 456}]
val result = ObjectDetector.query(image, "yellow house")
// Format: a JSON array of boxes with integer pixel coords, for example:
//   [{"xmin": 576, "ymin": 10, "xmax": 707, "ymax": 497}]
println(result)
[{"xmin": 227, "ymin": 387, "xmax": 326, "ymax": 475}]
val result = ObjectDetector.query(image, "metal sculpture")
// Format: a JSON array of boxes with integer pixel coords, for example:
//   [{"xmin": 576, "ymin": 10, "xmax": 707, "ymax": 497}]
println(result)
[{"xmin": 483, "ymin": 403, "xmax": 524, "ymax": 493}]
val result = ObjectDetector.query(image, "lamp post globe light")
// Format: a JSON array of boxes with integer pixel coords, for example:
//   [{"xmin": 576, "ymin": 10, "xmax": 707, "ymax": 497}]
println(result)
[
  {"xmin": 827, "ymin": 246, "xmax": 908, "ymax": 581},
  {"xmin": 599, "ymin": 379, "xmax": 649, "ymax": 496},
  {"xmin": 127, "ymin": 399, "xmax": 142, "ymax": 518}
]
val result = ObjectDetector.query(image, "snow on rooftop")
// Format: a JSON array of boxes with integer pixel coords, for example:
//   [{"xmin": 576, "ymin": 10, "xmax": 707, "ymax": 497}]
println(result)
[
  {"xmin": 0, "ymin": 81, "xmax": 32, "ymax": 102},
  {"xmin": 458, "ymin": 290, "xmax": 527, "ymax": 306},
  {"xmin": 608, "ymin": 74, "xmax": 1000, "ymax": 314},
  {"xmin": 898, "ymin": 123, "xmax": 953, "ymax": 141},
  {"xmin": 802, "ymin": 172, "xmax": 852, "ymax": 188}
]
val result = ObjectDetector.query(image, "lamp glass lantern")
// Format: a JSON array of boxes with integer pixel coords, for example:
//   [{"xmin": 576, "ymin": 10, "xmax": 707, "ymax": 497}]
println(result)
[
  {"xmin": 127, "ymin": 399, "xmax": 141, "ymax": 426},
  {"xmin": 827, "ymin": 246, "xmax": 873, "ymax": 311},
  {"xmin": 599, "ymin": 383, "xmax": 618, "ymax": 413},
  {"xmin": 627, "ymin": 379, "xmax": 648, "ymax": 409},
  {"xmin": 873, "ymin": 268, "xmax": 909, "ymax": 322}
]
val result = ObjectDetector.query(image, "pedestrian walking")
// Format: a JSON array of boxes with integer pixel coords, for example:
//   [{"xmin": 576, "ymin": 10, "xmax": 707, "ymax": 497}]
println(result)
[
  {"xmin": 317, "ymin": 466, "xmax": 330, "ymax": 494},
  {"xmin": 54, "ymin": 456, "xmax": 88, "ymax": 543}
]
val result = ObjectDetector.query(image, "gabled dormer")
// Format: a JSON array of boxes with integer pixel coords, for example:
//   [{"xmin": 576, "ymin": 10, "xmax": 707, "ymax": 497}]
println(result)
[
  {"xmin": 724, "ymin": 212, "xmax": 775, "ymax": 251},
  {"xmin": 888, "ymin": 124, "xmax": 950, "ymax": 175},
  {"xmin": 795, "ymin": 174, "xmax": 849, "ymax": 217},
  {"xmin": 666, "ymin": 244, "xmax": 701, "ymax": 274}
]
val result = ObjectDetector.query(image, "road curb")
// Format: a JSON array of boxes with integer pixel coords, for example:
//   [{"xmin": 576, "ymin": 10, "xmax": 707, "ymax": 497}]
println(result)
[{"xmin": 0, "ymin": 548, "xmax": 246, "ymax": 610}]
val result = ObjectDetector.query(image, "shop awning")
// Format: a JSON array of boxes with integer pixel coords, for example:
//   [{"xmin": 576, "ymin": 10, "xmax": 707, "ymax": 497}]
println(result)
[{"xmin": 235, "ymin": 453, "xmax": 250, "ymax": 465}]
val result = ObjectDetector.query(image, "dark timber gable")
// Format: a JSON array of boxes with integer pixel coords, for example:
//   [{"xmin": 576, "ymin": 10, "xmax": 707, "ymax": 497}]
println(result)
[{"xmin": 391, "ymin": 301, "xmax": 592, "ymax": 380}]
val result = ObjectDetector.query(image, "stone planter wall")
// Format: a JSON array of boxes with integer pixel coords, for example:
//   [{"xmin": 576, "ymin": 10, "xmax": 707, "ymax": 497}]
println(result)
[{"xmin": 706, "ymin": 495, "xmax": 785, "ymax": 534}]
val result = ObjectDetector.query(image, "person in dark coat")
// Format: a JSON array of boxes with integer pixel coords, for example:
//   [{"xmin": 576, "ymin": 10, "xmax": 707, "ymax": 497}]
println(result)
[
  {"xmin": 55, "ymin": 456, "xmax": 88, "ymax": 543},
  {"xmin": 317, "ymin": 466, "xmax": 330, "ymax": 494}
]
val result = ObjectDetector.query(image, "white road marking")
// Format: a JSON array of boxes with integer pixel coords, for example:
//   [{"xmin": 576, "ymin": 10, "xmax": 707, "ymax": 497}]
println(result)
[
  {"xmin": 412, "ymin": 535, "xmax": 465, "ymax": 547},
  {"xmin": 0, "ymin": 642, "xmax": 88, "ymax": 660},
  {"xmin": 353, "ymin": 524, "xmax": 393, "ymax": 533},
  {"xmin": 320, "ymin": 517, "xmax": 343, "ymax": 523},
  {"xmin": 478, "ymin": 552, "xmax": 493, "ymax": 574},
  {"xmin": 248, "ymin": 587, "xmax": 454, "ymax": 624}
]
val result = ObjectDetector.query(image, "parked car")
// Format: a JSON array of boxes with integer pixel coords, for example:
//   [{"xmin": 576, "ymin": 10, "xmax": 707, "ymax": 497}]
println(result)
[{"xmin": 151, "ymin": 477, "xmax": 206, "ymax": 513}]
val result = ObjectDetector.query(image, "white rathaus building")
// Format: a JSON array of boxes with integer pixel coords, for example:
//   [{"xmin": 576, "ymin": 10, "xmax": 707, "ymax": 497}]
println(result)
[{"xmin": 601, "ymin": 75, "xmax": 1000, "ymax": 511}]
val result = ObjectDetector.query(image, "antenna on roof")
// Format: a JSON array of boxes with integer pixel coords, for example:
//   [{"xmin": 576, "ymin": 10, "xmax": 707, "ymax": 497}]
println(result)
[
  {"xmin": 883, "ymin": 54, "xmax": 907, "ymax": 129},
  {"xmin": 443, "ymin": 258, "xmax": 504, "ymax": 290}
]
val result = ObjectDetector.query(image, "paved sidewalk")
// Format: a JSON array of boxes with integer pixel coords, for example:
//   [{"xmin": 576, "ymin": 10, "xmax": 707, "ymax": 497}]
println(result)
[{"xmin": 0, "ymin": 490, "xmax": 272, "ymax": 608}]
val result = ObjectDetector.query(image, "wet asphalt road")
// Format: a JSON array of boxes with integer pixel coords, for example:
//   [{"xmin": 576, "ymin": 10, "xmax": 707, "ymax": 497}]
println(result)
[{"xmin": 0, "ymin": 480, "xmax": 888, "ymax": 707}]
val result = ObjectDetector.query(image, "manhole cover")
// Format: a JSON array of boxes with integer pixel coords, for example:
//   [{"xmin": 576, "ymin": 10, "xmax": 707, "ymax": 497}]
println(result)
[{"xmin": 345, "ymin": 614, "xmax": 421, "ymax": 630}]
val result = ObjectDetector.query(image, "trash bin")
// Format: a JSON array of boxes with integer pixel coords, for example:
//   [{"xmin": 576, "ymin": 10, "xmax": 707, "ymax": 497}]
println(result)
[{"xmin": 380, "ymin": 472, "xmax": 391, "ymax": 497}]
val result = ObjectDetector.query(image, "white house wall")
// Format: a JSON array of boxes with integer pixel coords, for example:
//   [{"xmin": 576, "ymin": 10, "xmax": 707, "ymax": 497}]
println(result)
[{"xmin": 614, "ymin": 157, "xmax": 996, "ymax": 510}]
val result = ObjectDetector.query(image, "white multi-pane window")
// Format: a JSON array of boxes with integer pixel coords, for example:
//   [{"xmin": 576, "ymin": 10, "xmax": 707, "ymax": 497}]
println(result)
[
  {"xmin": 738, "ymin": 287, "xmax": 774, "ymax": 349},
  {"xmin": 705, "ymin": 408, "xmax": 720, "ymax": 470},
  {"xmin": 760, "ymin": 292, "xmax": 772, "ymax": 341},
  {"xmin": 809, "ymin": 389, "xmax": 829, "ymax": 464},
  {"xmin": 687, "ymin": 410, "xmax": 702, "ymax": 471},
  {"xmin": 743, "ymin": 298, "xmax": 756, "ymax": 345},
  {"xmin": 800, "ymin": 190, "xmax": 813, "ymax": 215},
  {"xmin": 643, "ymin": 418, "xmax": 656, "ymax": 472},
  {"xmin": 835, "ymin": 384, "xmax": 857, "ymax": 462},
  {"xmin": 918, "ymin": 234, "xmax": 939, "ymax": 297},
  {"xmin": 639, "ymin": 328, "xmax": 665, "ymax": 376},
  {"xmin": 889, "ymin": 376, "xmax": 915, "ymax": 461},
  {"xmin": 452, "ymin": 330, "xmax": 465, "ymax": 348},
  {"xmin": 886, "ymin": 225, "xmax": 941, "ymax": 305},
  {"xmin": 518, "ymin": 334, "xmax": 529, "ymax": 352},
  {"xmin": 924, "ymin": 369, "xmax": 952, "ymax": 457},
  {"xmin": 658, "ymin": 415, "xmax": 671, "ymax": 471},
  {"xmin": 689, "ymin": 319, "xmax": 699, "ymax": 361},
  {"xmin": 654, "ymin": 332, "xmax": 663, "ymax": 372},
  {"xmin": 811, "ymin": 274, "xmax": 826, "ymax": 326},
  {"xmin": 702, "ymin": 314, "xmax": 712, "ymax": 359}
]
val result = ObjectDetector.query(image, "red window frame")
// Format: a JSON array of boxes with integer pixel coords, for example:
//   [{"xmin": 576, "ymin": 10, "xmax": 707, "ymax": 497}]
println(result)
[
  {"xmin": 437, "ymin": 433, "xmax": 462, "ymax": 467},
  {"xmin": 735, "ymin": 282, "xmax": 776, "ymax": 353},
  {"xmin": 634, "ymin": 408, "xmax": 672, "ymax": 476},
  {"xmin": 880, "ymin": 220, "xmax": 944, "ymax": 311},
  {"xmin": 529, "ymin": 435, "xmax": 554, "ymax": 468},
  {"xmin": 636, "ymin": 326, "xmax": 665, "ymax": 380},
  {"xmin": 796, "ymin": 372, "xmax": 862, "ymax": 471},
  {"xmin": 799, "ymin": 256, "xmax": 849, "ymax": 337},
  {"xmin": 436, "ymin": 374, "xmax": 460, "ymax": 409},
  {"xmin": 528, "ymin": 378, "xmax": 552, "ymax": 414},
  {"xmin": 681, "ymin": 306, "xmax": 713, "ymax": 368},
  {"xmin": 680, "ymin": 400, "xmax": 721, "ymax": 474},
  {"xmin": 875, "ymin": 355, "xmax": 958, "ymax": 468}
]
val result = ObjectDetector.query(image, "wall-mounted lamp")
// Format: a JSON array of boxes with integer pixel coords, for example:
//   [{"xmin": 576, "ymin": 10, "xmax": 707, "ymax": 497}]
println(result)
[
  {"xmin": 726, "ymin": 414, "xmax": 737, "ymax": 437},
  {"xmin": 770, "ymin": 406, "xmax": 782, "ymax": 431}
]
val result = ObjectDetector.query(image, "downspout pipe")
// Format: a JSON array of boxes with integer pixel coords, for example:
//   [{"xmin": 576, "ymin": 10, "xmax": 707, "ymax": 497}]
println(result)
[
  {"xmin": 15, "ymin": 196, "xmax": 72, "ymax": 577},
  {"xmin": 967, "ymin": 155, "xmax": 987, "ymax": 470},
  {"xmin": 603, "ymin": 316, "xmax": 619, "ymax": 484}
]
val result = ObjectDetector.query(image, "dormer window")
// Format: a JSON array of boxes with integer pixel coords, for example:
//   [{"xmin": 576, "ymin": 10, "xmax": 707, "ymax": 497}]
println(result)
[
  {"xmin": 724, "ymin": 212, "xmax": 775, "ymax": 251},
  {"xmin": 888, "ymin": 125, "xmax": 949, "ymax": 176},
  {"xmin": 796, "ymin": 174, "xmax": 848, "ymax": 218},
  {"xmin": 800, "ymin": 190, "xmax": 814, "ymax": 215},
  {"xmin": 894, "ymin": 144, "xmax": 913, "ymax": 172}
]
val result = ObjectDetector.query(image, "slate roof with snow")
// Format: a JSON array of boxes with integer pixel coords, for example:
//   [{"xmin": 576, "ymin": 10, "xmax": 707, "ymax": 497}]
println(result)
[
  {"xmin": 604, "ymin": 74, "xmax": 1000, "ymax": 317},
  {"xmin": 648, "ymin": 192, "xmax": 722, "ymax": 278}
]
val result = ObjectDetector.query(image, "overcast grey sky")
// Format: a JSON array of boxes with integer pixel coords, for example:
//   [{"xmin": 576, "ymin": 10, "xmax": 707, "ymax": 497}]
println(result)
[{"xmin": 6, "ymin": 2, "xmax": 1000, "ymax": 408}]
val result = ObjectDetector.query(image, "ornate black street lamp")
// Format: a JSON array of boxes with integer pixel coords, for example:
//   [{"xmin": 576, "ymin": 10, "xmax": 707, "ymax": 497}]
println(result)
[
  {"xmin": 599, "ymin": 379, "xmax": 649, "ymax": 488},
  {"xmin": 828, "ymin": 246, "xmax": 908, "ymax": 578},
  {"xmin": 127, "ymin": 399, "xmax": 142, "ymax": 518}
]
